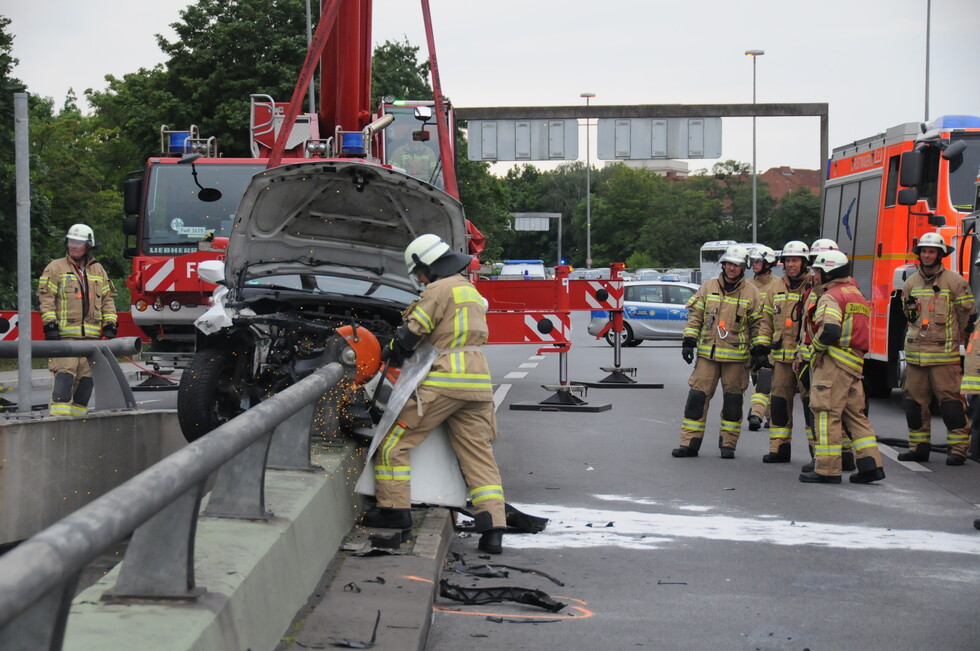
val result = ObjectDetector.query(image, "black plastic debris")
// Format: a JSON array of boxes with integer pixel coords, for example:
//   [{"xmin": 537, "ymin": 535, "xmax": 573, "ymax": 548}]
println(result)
[
  {"xmin": 446, "ymin": 552, "xmax": 565, "ymax": 587},
  {"xmin": 439, "ymin": 579, "xmax": 566, "ymax": 613},
  {"xmin": 368, "ymin": 531, "xmax": 402, "ymax": 550},
  {"xmin": 454, "ymin": 503, "xmax": 549, "ymax": 534},
  {"xmin": 486, "ymin": 616, "xmax": 561, "ymax": 624},
  {"xmin": 343, "ymin": 582, "xmax": 361, "ymax": 593},
  {"xmin": 331, "ymin": 609, "xmax": 380, "ymax": 648}
]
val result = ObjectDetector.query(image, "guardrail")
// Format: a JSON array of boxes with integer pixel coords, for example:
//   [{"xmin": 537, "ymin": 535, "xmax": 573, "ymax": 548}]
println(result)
[
  {"xmin": 0, "ymin": 337, "xmax": 143, "ymax": 411},
  {"xmin": 0, "ymin": 353, "xmax": 352, "ymax": 649}
]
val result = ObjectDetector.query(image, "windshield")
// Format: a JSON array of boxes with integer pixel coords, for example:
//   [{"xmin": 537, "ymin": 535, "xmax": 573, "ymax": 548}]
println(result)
[
  {"xmin": 142, "ymin": 162, "xmax": 265, "ymax": 255},
  {"xmin": 243, "ymin": 273, "xmax": 417, "ymax": 306},
  {"xmin": 382, "ymin": 104, "xmax": 445, "ymax": 189},
  {"xmin": 947, "ymin": 135, "xmax": 980, "ymax": 211}
]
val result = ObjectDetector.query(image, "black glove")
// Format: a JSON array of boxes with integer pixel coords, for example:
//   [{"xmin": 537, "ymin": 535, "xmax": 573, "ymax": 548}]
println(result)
[
  {"xmin": 681, "ymin": 337, "xmax": 696, "ymax": 364},
  {"xmin": 101, "ymin": 323, "xmax": 117, "ymax": 340},
  {"xmin": 43, "ymin": 322, "xmax": 60, "ymax": 341},
  {"xmin": 381, "ymin": 338, "xmax": 412, "ymax": 368},
  {"xmin": 770, "ymin": 336, "xmax": 783, "ymax": 351},
  {"xmin": 966, "ymin": 314, "xmax": 977, "ymax": 335},
  {"xmin": 751, "ymin": 345, "xmax": 771, "ymax": 371}
]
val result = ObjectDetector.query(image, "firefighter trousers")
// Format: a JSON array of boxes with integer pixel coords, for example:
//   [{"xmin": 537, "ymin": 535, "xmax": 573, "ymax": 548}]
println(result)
[
  {"xmin": 749, "ymin": 366, "xmax": 772, "ymax": 422},
  {"xmin": 902, "ymin": 363, "xmax": 971, "ymax": 457},
  {"xmin": 374, "ymin": 387, "xmax": 506, "ymax": 528},
  {"xmin": 769, "ymin": 361, "xmax": 817, "ymax": 454},
  {"xmin": 809, "ymin": 360, "xmax": 882, "ymax": 477},
  {"xmin": 48, "ymin": 353, "xmax": 94, "ymax": 417},
  {"xmin": 680, "ymin": 357, "xmax": 750, "ymax": 450}
]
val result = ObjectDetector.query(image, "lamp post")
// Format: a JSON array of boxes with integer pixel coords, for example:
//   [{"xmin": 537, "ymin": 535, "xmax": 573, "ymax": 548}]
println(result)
[
  {"xmin": 581, "ymin": 92, "xmax": 595, "ymax": 268},
  {"xmin": 745, "ymin": 49, "xmax": 764, "ymax": 244}
]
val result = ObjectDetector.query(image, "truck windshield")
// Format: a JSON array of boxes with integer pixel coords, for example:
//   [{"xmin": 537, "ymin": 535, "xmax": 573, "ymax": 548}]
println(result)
[
  {"xmin": 142, "ymin": 162, "xmax": 265, "ymax": 255},
  {"xmin": 947, "ymin": 135, "xmax": 980, "ymax": 211}
]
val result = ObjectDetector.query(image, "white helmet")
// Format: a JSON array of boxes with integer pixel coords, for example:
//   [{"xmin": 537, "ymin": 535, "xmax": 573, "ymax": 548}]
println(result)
[
  {"xmin": 811, "ymin": 250, "xmax": 850, "ymax": 280},
  {"xmin": 779, "ymin": 240, "xmax": 809, "ymax": 261},
  {"xmin": 749, "ymin": 245, "xmax": 777, "ymax": 265},
  {"xmin": 809, "ymin": 238, "xmax": 838, "ymax": 262},
  {"xmin": 719, "ymin": 244, "xmax": 750, "ymax": 268},
  {"xmin": 912, "ymin": 231, "xmax": 953, "ymax": 257},
  {"xmin": 404, "ymin": 233, "xmax": 471, "ymax": 277},
  {"xmin": 66, "ymin": 223, "xmax": 95, "ymax": 247}
]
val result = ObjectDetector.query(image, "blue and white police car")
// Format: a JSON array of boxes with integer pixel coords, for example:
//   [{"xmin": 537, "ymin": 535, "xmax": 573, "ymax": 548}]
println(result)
[{"xmin": 587, "ymin": 279, "xmax": 698, "ymax": 346}]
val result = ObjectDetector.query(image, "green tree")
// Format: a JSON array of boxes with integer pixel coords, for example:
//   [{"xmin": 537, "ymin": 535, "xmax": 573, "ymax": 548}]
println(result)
[
  {"xmin": 767, "ymin": 187, "xmax": 821, "ymax": 247},
  {"xmin": 371, "ymin": 38, "xmax": 431, "ymax": 106}
]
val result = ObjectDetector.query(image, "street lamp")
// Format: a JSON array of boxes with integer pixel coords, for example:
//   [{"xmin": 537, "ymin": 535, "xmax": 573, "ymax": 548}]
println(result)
[
  {"xmin": 581, "ymin": 92, "xmax": 595, "ymax": 268},
  {"xmin": 745, "ymin": 49, "xmax": 764, "ymax": 244}
]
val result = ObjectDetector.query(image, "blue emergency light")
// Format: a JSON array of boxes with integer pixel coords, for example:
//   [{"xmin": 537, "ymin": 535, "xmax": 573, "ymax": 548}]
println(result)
[
  {"xmin": 930, "ymin": 115, "xmax": 980, "ymax": 129},
  {"xmin": 341, "ymin": 132, "xmax": 365, "ymax": 155},
  {"xmin": 167, "ymin": 131, "xmax": 192, "ymax": 155}
]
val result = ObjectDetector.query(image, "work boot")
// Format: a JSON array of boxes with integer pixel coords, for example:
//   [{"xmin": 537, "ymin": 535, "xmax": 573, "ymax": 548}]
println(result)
[
  {"xmin": 720, "ymin": 446, "xmax": 735, "ymax": 459},
  {"xmin": 849, "ymin": 457, "xmax": 885, "ymax": 483},
  {"xmin": 842, "ymin": 451, "xmax": 856, "ymax": 472},
  {"xmin": 361, "ymin": 507, "xmax": 413, "ymax": 529},
  {"xmin": 478, "ymin": 529, "xmax": 504, "ymax": 555},
  {"xmin": 763, "ymin": 443, "xmax": 791, "ymax": 464},
  {"xmin": 671, "ymin": 445, "xmax": 698, "ymax": 458},
  {"xmin": 946, "ymin": 454, "xmax": 966, "ymax": 466},
  {"xmin": 801, "ymin": 460, "xmax": 815, "ymax": 472},
  {"xmin": 799, "ymin": 471, "xmax": 842, "ymax": 484},
  {"xmin": 748, "ymin": 415, "xmax": 762, "ymax": 431},
  {"xmin": 898, "ymin": 444, "xmax": 930, "ymax": 462}
]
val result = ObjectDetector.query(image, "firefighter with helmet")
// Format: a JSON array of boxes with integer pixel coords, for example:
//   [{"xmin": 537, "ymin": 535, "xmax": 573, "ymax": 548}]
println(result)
[
  {"xmin": 900, "ymin": 231, "xmax": 977, "ymax": 465},
  {"xmin": 796, "ymin": 250, "xmax": 885, "ymax": 483},
  {"xmin": 762, "ymin": 240, "xmax": 814, "ymax": 463},
  {"xmin": 797, "ymin": 237, "xmax": 856, "ymax": 473},
  {"xmin": 746, "ymin": 245, "xmax": 781, "ymax": 432},
  {"xmin": 362, "ymin": 234, "xmax": 507, "ymax": 554},
  {"xmin": 36, "ymin": 224, "xmax": 118, "ymax": 417},
  {"xmin": 673, "ymin": 244, "xmax": 771, "ymax": 459}
]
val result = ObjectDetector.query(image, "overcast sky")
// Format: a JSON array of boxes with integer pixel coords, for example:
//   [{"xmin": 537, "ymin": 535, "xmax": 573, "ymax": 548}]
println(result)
[{"xmin": 5, "ymin": 0, "xmax": 979, "ymax": 174}]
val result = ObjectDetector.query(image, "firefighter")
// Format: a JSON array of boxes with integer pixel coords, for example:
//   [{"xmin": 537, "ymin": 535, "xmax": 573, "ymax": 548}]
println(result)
[
  {"xmin": 796, "ymin": 250, "xmax": 885, "ymax": 483},
  {"xmin": 899, "ymin": 232, "xmax": 977, "ymax": 465},
  {"xmin": 362, "ymin": 234, "xmax": 507, "ymax": 554},
  {"xmin": 36, "ymin": 224, "xmax": 118, "ymax": 417},
  {"xmin": 762, "ymin": 240, "xmax": 813, "ymax": 463},
  {"xmin": 747, "ymin": 245, "xmax": 781, "ymax": 432},
  {"xmin": 673, "ymin": 244, "xmax": 771, "ymax": 459}
]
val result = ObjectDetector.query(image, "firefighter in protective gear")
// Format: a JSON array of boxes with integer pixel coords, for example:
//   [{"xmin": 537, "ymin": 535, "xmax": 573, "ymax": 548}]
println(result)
[
  {"xmin": 961, "ymin": 256, "xmax": 980, "ymax": 461},
  {"xmin": 747, "ymin": 245, "xmax": 781, "ymax": 432},
  {"xmin": 900, "ymin": 232, "xmax": 977, "ymax": 464},
  {"xmin": 762, "ymin": 240, "xmax": 814, "ymax": 463},
  {"xmin": 796, "ymin": 250, "xmax": 885, "ymax": 483},
  {"xmin": 796, "ymin": 237, "xmax": 856, "ymax": 473},
  {"xmin": 673, "ymin": 244, "xmax": 771, "ymax": 459},
  {"xmin": 363, "ymin": 234, "xmax": 507, "ymax": 554},
  {"xmin": 37, "ymin": 224, "xmax": 117, "ymax": 417}
]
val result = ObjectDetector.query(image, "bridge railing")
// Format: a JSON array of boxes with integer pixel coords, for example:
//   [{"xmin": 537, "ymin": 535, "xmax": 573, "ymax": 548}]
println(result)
[{"xmin": 0, "ymin": 354, "xmax": 352, "ymax": 649}]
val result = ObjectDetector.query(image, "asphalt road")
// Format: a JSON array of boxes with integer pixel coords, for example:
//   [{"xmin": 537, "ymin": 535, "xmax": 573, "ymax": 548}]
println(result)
[{"xmin": 425, "ymin": 312, "xmax": 980, "ymax": 651}]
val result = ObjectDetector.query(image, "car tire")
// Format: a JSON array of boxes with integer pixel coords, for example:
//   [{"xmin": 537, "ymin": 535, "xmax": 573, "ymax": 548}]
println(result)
[
  {"xmin": 604, "ymin": 323, "xmax": 634, "ymax": 347},
  {"xmin": 177, "ymin": 348, "xmax": 245, "ymax": 442}
]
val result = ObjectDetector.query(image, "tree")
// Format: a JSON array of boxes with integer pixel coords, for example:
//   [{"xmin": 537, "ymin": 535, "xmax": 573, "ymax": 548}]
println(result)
[
  {"xmin": 371, "ymin": 39, "xmax": 431, "ymax": 106},
  {"xmin": 767, "ymin": 187, "xmax": 821, "ymax": 247}
]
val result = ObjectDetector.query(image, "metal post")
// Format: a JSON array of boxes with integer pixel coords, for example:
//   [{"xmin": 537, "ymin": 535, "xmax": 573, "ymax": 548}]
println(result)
[
  {"xmin": 581, "ymin": 92, "xmax": 595, "ymax": 268},
  {"xmin": 924, "ymin": 0, "xmax": 931, "ymax": 122},
  {"xmin": 14, "ymin": 93, "xmax": 32, "ymax": 414},
  {"xmin": 557, "ymin": 213, "xmax": 563, "ymax": 267},
  {"xmin": 745, "ymin": 50, "xmax": 764, "ymax": 244},
  {"xmin": 305, "ymin": 0, "xmax": 316, "ymax": 115}
]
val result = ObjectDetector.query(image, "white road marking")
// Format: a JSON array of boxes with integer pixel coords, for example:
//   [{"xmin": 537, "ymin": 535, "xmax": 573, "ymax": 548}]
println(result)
[
  {"xmin": 505, "ymin": 371, "xmax": 529, "ymax": 379},
  {"xmin": 493, "ymin": 384, "xmax": 511, "ymax": 410},
  {"xmin": 506, "ymin": 497, "xmax": 980, "ymax": 555},
  {"xmin": 529, "ymin": 355, "xmax": 546, "ymax": 360},
  {"xmin": 518, "ymin": 363, "xmax": 538, "ymax": 369},
  {"xmin": 879, "ymin": 444, "xmax": 932, "ymax": 472}
]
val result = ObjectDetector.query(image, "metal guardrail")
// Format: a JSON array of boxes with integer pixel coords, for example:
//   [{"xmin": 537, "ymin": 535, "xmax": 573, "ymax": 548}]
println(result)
[
  {"xmin": 0, "ymin": 353, "xmax": 352, "ymax": 649},
  {"xmin": 0, "ymin": 337, "xmax": 143, "ymax": 411}
]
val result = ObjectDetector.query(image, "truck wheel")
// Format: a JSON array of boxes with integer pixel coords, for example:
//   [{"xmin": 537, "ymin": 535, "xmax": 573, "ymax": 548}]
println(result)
[
  {"xmin": 177, "ymin": 349, "xmax": 245, "ymax": 442},
  {"xmin": 604, "ymin": 323, "xmax": 634, "ymax": 347}
]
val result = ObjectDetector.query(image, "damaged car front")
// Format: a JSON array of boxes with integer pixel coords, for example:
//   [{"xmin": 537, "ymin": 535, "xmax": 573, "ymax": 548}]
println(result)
[{"xmin": 177, "ymin": 159, "xmax": 468, "ymax": 441}]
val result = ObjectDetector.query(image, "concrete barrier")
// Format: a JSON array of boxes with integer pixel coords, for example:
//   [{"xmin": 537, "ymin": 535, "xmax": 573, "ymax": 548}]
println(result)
[
  {"xmin": 64, "ymin": 442, "xmax": 366, "ymax": 651},
  {"xmin": 1, "ymin": 411, "xmax": 186, "ymax": 545}
]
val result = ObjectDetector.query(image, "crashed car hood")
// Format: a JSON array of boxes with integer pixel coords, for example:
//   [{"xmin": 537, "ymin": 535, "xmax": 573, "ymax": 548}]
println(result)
[{"xmin": 223, "ymin": 160, "xmax": 468, "ymax": 292}]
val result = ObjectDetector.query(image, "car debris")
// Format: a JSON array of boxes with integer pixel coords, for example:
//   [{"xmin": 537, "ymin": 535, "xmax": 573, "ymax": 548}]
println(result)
[{"xmin": 439, "ymin": 579, "xmax": 566, "ymax": 613}]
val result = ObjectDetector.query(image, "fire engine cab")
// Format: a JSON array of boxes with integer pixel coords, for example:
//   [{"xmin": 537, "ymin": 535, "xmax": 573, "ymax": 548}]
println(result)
[{"xmin": 821, "ymin": 114, "xmax": 980, "ymax": 395}]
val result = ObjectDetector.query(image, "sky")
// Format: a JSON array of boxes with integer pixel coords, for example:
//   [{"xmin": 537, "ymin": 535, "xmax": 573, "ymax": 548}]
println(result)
[{"xmin": 4, "ymin": 0, "xmax": 980, "ymax": 175}]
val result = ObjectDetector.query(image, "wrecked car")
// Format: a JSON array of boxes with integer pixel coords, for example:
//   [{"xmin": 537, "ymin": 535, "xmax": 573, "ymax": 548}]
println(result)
[{"xmin": 176, "ymin": 159, "xmax": 467, "ymax": 441}]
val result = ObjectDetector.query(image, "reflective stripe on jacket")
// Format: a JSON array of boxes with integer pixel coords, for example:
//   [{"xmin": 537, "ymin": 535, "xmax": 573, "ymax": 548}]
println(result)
[
  {"xmin": 805, "ymin": 277, "xmax": 869, "ymax": 376},
  {"xmin": 903, "ymin": 266, "xmax": 976, "ymax": 366},
  {"xmin": 683, "ymin": 274, "xmax": 770, "ymax": 363},
  {"xmin": 406, "ymin": 274, "xmax": 493, "ymax": 399},
  {"xmin": 37, "ymin": 256, "xmax": 117, "ymax": 338},
  {"xmin": 770, "ymin": 272, "xmax": 811, "ymax": 362}
]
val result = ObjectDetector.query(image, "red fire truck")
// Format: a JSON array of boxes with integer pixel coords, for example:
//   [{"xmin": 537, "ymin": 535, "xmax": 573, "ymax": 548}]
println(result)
[
  {"xmin": 121, "ymin": 0, "xmax": 469, "ymax": 371},
  {"xmin": 821, "ymin": 115, "xmax": 980, "ymax": 395}
]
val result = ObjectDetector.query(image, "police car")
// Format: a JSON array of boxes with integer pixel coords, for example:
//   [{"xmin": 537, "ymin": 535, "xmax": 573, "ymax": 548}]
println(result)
[{"xmin": 587, "ymin": 280, "xmax": 698, "ymax": 346}]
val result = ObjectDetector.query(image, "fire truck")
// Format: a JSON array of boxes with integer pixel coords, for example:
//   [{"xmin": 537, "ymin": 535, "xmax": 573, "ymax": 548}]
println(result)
[
  {"xmin": 821, "ymin": 114, "xmax": 980, "ymax": 395},
  {"xmin": 121, "ymin": 0, "xmax": 469, "ymax": 371}
]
